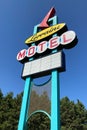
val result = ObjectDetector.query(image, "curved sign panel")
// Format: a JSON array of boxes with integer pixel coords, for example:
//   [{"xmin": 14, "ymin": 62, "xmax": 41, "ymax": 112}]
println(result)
[{"xmin": 25, "ymin": 23, "xmax": 66, "ymax": 44}]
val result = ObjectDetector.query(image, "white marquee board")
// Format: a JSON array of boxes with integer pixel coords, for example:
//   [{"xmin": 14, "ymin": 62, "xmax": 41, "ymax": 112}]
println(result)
[{"xmin": 22, "ymin": 51, "xmax": 65, "ymax": 78}]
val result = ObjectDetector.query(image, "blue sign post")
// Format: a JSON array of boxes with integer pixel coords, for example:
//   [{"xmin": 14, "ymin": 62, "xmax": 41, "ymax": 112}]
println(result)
[
  {"xmin": 50, "ymin": 16, "xmax": 60, "ymax": 130},
  {"xmin": 18, "ymin": 24, "xmax": 39, "ymax": 130}
]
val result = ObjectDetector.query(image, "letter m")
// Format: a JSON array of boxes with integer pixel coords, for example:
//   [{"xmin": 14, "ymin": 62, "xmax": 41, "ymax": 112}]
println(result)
[{"xmin": 17, "ymin": 49, "xmax": 26, "ymax": 62}]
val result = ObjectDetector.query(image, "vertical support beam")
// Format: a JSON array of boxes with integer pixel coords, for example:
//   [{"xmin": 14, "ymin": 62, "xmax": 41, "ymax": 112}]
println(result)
[
  {"xmin": 51, "ymin": 16, "xmax": 60, "ymax": 130},
  {"xmin": 18, "ymin": 77, "xmax": 31, "ymax": 130},
  {"xmin": 18, "ymin": 24, "xmax": 39, "ymax": 130},
  {"xmin": 51, "ymin": 71, "xmax": 60, "ymax": 130}
]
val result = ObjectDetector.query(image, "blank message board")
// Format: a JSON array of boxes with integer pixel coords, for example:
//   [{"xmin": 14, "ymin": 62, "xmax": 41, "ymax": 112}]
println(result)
[{"xmin": 22, "ymin": 51, "xmax": 65, "ymax": 79}]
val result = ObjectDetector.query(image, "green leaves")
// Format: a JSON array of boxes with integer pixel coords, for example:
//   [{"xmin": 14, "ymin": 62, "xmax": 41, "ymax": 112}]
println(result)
[
  {"xmin": 29, "ymin": 91, "xmax": 50, "ymax": 115},
  {"xmin": 0, "ymin": 91, "xmax": 22, "ymax": 130},
  {"xmin": 0, "ymin": 89, "xmax": 87, "ymax": 130},
  {"xmin": 60, "ymin": 97, "xmax": 87, "ymax": 130},
  {"xmin": 27, "ymin": 112, "xmax": 50, "ymax": 130}
]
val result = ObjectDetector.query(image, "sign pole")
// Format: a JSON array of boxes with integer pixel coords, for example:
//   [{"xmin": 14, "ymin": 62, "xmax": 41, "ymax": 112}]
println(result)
[
  {"xmin": 18, "ymin": 25, "xmax": 39, "ymax": 130},
  {"xmin": 51, "ymin": 70, "xmax": 60, "ymax": 130},
  {"xmin": 51, "ymin": 16, "xmax": 60, "ymax": 130},
  {"xmin": 18, "ymin": 77, "xmax": 31, "ymax": 130}
]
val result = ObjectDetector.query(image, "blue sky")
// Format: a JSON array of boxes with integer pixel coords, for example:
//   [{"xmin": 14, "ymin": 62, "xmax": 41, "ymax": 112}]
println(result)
[{"xmin": 0, "ymin": 0, "xmax": 87, "ymax": 108}]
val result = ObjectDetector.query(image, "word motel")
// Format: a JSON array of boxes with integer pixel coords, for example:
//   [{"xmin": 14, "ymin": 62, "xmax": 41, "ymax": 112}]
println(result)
[{"xmin": 17, "ymin": 30, "xmax": 76, "ymax": 62}]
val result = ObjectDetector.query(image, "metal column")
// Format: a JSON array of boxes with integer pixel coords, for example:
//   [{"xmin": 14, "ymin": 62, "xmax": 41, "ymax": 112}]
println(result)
[
  {"xmin": 18, "ymin": 25, "xmax": 39, "ymax": 130},
  {"xmin": 51, "ymin": 16, "xmax": 60, "ymax": 130}
]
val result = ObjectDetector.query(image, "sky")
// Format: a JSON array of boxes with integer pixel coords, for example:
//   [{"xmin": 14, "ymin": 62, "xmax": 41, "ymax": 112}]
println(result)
[{"xmin": 0, "ymin": 0, "xmax": 87, "ymax": 108}]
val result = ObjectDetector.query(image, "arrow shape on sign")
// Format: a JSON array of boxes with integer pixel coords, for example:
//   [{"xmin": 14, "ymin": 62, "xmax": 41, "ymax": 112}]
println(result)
[{"xmin": 39, "ymin": 7, "xmax": 56, "ymax": 28}]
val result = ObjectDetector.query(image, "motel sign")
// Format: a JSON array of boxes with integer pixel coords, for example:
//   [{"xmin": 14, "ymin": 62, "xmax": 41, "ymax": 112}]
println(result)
[{"xmin": 17, "ymin": 7, "xmax": 78, "ymax": 130}]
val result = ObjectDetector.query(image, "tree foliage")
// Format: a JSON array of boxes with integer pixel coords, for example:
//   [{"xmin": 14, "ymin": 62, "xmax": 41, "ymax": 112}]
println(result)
[
  {"xmin": 0, "ymin": 90, "xmax": 22, "ymax": 130},
  {"xmin": 60, "ymin": 97, "xmax": 87, "ymax": 130},
  {"xmin": 27, "ymin": 112, "xmax": 50, "ymax": 130},
  {"xmin": 0, "ymin": 89, "xmax": 87, "ymax": 130},
  {"xmin": 29, "ymin": 91, "xmax": 50, "ymax": 115}
]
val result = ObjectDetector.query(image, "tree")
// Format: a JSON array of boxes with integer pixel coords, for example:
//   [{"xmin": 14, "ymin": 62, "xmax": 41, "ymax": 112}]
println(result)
[
  {"xmin": 29, "ymin": 91, "xmax": 50, "ymax": 115},
  {"xmin": 27, "ymin": 112, "xmax": 50, "ymax": 130},
  {"xmin": 0, "ymin": 92, "xmax": 23, "ymax": 130},
  {"xmin": 27, "ymin": 91, "xmax": 51, "ymax": 130},
  {"xmin": 0, "ymin": 89, "xmax": 87, "ymax": 130},
  {"xmin": 0, "ymin": 89, "xmax": 3, "ymax": 102},
  {"xmin": 60, "ymin": 97, "xmax": 87, "ymax": 130}
]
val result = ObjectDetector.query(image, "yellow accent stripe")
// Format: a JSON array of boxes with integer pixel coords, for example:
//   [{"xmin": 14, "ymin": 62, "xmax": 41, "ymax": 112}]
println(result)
[{"xmin": 25, "ymin": 23, "xmax": 66, "ymax": 44}]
